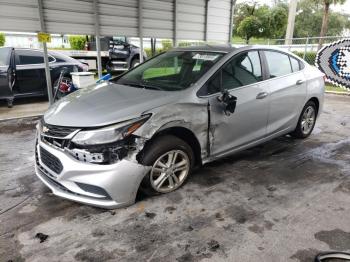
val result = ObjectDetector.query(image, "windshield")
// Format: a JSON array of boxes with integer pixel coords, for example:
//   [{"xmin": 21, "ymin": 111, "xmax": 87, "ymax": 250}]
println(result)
[
  {"xmin": 0, "ymin": 48, "xmax": 11, "ymax": 66},
  {"xmin": 114, "ymin": 51, "xmax": 224, "ymax": 91}
]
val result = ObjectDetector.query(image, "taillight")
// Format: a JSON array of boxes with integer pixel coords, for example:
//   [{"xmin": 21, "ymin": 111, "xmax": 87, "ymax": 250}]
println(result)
[{"xmin": 79, "ymin": 63, "xmax": 89, "ymax": 72}]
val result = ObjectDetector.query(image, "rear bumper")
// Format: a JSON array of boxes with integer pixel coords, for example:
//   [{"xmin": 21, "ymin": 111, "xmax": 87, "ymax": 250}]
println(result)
[{"xmin": 35, "ymin": 139, "xmax": 150, "ymax": 209}]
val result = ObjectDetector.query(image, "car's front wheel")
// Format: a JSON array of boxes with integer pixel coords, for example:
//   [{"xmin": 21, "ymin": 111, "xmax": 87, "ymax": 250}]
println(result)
[
  {"xmin": 291, "ymin": 100, "xmax": 317, "ymax": 138},
  {"xmin": 139, "ymin": 135, "xmax": 194, "ymax": 196},
  {"xmin": 130, "ymin": 58, "xmax": 140, "ymax": 68}
]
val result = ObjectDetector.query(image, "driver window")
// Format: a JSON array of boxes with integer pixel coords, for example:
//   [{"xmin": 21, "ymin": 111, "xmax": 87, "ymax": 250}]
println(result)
[
  {"xmin": 222, "ymin": 51, "xmax": 262, "ymax": 90},
  {"xmin": 204, "ymin": 51, "xmax": 262, "ymax": 95}
]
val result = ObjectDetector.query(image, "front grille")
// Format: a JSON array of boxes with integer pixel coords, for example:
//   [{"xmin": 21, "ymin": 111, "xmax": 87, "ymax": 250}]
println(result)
[
  {"xmin": 40, "ymin": 146, "xmax": 63, "ymax": 174},
  {"xmin": 40, "ymin": 121, "xmax": 78, "ymax": 149},
  {"xmin": 41, "ymin": 122, "xmax": 77, "ymax": 138},
  {"xmin": 41, "ymin": 136, "xmax": 68, "ymax": 149}
]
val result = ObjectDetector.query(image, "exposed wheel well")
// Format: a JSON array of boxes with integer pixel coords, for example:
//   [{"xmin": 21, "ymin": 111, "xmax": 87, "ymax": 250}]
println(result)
[
  {"xmin": 131, "ymin": 54, "xmax": 140, "ymax": 61},
  {"xmin": 308, "ymin": 97, "xmax": 319, "ymax": 114},
  {"xmin": 142, "ymin": 127, "xmax": 202, "ymax": 167}
]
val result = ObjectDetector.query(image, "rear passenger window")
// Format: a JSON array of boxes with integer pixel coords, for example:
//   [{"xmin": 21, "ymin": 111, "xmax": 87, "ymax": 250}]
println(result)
[
  {"xmin": 265, "ymin": 51, "xmax": 292, "ymax": 78},
  {"xmin": 290, "ymin": 56, "xmax": 300, "ymax": 72},
  {"xmin": 16, "ymin": 50, "xmax": 44, "ymax": 65}
]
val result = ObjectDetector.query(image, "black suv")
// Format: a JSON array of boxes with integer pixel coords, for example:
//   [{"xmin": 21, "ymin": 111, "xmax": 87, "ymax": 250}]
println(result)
[
  {"xmin": 87, "ymin": 36, "xmax": 146, "ymax": 73},
  {"xmin": 0, "ymin": 47, "xmax": 87, "ymax": 107}
]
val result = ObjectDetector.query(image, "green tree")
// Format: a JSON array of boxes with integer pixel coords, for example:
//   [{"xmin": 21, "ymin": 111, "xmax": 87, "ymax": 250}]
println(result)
[
  {"xmin": 233, "ymin": 2, "xmax": 258, "ymax": 36},
  {"xmin": 68, "ymin": 35, "xmax": 86, "ymax": 50},
  {"xmin": 294, "ymin": 0, "xmax": 348, "ymax": 38},
  {"xmin": 0, "ymin": 33, "xmax": 5, "ymax": 47},
  {"xmin": 233, "ymin": 2, "xmax": 288, "ymax": 42},
  {"xmin": 237, "ymin": 16, "xmax": 262, "ymax": 44},
  {"xmin": 312, "ymin": 0, "xmax": 346, "ymax": 48},
  {"xmin": 269, "ymin": 4, "xmax": 288, "ymax": 38}
]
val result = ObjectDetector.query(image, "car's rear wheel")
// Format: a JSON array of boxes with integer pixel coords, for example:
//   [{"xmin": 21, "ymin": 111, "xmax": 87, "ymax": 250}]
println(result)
[
  {"xmin": 139, "ymin": 135, "xmax": 194, "ymax": 196},
  {"xmin": 291, "ymin": 100, "xmax": 317, "ymax": 138}
]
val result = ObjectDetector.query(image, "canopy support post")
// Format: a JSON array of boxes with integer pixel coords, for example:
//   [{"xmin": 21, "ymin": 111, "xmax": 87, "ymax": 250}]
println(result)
[
  {"xmin": 37, "ymin": 0, "xmax": 53, "ymax": 105},
  {"xmin": 93, "ymin": 0, "xmax": 103, "ymax": 79},
  {"xmin": 138, "ymin": 0, "xmax": 144, "ymax": 63}
]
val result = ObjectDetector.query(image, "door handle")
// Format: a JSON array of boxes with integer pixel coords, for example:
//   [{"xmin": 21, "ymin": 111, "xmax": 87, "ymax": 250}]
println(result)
[
  {"xmin": 296, "ymin": 79, "xmax": 304, "ymax": 85},
  {"xmin": 256, "ymin": 92, "xmax": 268, "ymax": 99}
]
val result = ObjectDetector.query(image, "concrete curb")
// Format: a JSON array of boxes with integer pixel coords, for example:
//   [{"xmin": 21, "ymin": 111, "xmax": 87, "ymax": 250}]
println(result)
[
  {"xmin": 325, "ymin": 91, "xmax": 350, "ymax": 96},
  {"xmin": 0, "ymin": 114, "xmax": 42, "ymax": 123}
]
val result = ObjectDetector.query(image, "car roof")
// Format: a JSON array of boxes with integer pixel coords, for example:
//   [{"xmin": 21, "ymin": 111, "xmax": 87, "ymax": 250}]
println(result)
[
  {"xmin": 171, "ymin": 44, "xmax": 297, "ymax": 54},
  {"xmin": 12, "ymin": 47, "xmax": 78, "ymax": 62},
  {"xmin": 172, "ymin": 44, "xmax": 235, "ymax": 53}
]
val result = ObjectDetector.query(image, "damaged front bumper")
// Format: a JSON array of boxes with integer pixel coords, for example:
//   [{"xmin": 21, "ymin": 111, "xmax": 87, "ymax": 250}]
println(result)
[{"xmin": 35, "ymin": 139, "xmax": 150, "ymax": 209}]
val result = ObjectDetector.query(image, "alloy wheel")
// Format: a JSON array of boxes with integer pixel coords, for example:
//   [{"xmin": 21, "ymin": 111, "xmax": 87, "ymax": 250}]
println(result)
[
  {"xmin": 301, "ymin": 106, "xmax": 316, "ymax": 135},
  {"xmin": 150, "ymin": 150, "xmax": 190, "ymax": 193}
]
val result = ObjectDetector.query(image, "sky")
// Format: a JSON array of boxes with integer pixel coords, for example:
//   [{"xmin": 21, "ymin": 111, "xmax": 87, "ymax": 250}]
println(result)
[{"xmin": 236, "ymin": 0, "xmax": 350, "ymax": 14}]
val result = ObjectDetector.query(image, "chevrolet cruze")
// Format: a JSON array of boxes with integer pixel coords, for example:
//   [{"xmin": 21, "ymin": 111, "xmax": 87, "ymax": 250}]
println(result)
[{"xmin": 35, "ymin": 45, "xmax": 324, "ymax": 208}]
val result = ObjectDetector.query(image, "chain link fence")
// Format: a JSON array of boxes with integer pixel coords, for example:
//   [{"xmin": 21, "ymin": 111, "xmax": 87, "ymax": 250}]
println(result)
[
  {"xmin": 254, "ymin": 36, "xmax": 348, "ymax": 66},
  {"xmin": 145, "ymin": 36, "xmax": 350, "ymax": 66}
]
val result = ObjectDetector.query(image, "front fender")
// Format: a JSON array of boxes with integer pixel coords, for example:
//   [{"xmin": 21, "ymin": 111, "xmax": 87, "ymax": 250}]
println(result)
[{"xmin": 134, "ymin": 102, "xmax": 209, "ymax": 159}]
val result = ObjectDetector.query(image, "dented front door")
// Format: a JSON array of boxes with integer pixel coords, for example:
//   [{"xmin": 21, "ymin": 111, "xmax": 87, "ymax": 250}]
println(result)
[{"xmin": 206, "ymin": 50, "xmax": 269, "ymax": 158}]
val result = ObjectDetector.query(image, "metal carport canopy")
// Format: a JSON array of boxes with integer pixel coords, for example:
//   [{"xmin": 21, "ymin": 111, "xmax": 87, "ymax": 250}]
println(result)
[{"xmin": 0, "ymin": 0, "xmax": 235, "ymax": 104}]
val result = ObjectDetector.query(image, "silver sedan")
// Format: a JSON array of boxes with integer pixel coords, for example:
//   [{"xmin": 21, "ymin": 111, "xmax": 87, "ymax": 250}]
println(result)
[{"xmin": 35, "ymin": 45, "xmax": 324, "ymax": 208}]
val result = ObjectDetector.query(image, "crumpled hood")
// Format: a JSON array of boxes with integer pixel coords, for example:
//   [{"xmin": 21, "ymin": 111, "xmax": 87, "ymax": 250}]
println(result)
[{"xmin": 44, "ymin": 82, "xmax": 182, "ymax": 127}]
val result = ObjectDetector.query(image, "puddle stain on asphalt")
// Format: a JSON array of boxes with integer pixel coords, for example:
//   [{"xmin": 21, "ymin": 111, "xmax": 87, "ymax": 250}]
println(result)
[{"xmin": 315, "ymin": 229, "xmax": 350, "ymax": 250}]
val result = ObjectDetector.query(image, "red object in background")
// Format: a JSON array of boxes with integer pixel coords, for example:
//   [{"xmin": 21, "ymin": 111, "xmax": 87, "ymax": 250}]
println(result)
[{"xmin": 59, "ymin": 81, "xmax": 70, "ymax": 93}]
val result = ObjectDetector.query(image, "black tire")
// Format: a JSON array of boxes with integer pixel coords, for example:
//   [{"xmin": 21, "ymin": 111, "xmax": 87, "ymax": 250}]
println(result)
[
  {"xmin": 7, "ymin": 99, "xmax": 13, "ymax": 108},
  {"xmin": 139, "ymin": 135, "xmax": 194, "ymax": 196},
  {"xmin": 130, "ymin": 58, "xmax": 140, "ymax": 68},
  {"xmin": 290, "ymin": 100, "xmax": 317, "ymax": 139}
]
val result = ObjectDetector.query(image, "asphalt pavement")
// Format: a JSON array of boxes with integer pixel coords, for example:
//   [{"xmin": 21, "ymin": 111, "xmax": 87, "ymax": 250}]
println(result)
[{"xmin": 0, "ymin": 94, "xmax": 349, "ymax": 262}]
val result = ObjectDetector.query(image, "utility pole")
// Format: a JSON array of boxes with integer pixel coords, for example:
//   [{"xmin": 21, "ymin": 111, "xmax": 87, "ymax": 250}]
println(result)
[{"xmin": 285, "ymin": 0, "xmax": 298, "ymax": 45}]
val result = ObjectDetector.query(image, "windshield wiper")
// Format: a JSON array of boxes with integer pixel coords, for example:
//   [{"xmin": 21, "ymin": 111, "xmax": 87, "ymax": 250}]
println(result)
[
  {"xmin": 121, "ymin": 80, "xmax": 163, "ymax": 90},
  {"xmin": 140, "ymin": 80, "xmax": 163, "ymax": 90}
]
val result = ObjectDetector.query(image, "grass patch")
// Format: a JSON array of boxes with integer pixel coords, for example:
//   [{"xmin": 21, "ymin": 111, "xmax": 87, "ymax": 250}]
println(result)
[
  {"xmin": 325, "ymin": 84, "xmax": 349, "ymax": 93},
  {"xmin": 231, "ymin": 37, "xmax": 273, "ymax": 45}
]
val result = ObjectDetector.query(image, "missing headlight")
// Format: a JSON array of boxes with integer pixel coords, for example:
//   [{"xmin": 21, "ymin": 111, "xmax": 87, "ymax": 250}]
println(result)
[{"xmin": 67, "ymin": 136, "xmax": 137, "ymax": 164}]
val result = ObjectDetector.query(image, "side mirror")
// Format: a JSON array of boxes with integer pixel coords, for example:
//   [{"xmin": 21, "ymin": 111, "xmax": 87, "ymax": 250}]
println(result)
[{"xmin": 217, "ymin": 90, "xmax": 237, "ymax": 116}]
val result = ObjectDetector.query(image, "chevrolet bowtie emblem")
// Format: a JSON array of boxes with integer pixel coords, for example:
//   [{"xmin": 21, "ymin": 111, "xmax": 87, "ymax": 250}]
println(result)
[{"xmin": 42, "ymin": 126, "xmax": 49, "ymax": 133}]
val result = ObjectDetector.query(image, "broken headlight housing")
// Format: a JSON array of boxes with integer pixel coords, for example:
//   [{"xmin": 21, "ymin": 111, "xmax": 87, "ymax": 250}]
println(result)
[
  {"xmin": 69, "ymin": 115, "xmax": 150, "ymax": 164},
  {"xmin": 72, "ymin": 115, "xmax": 150, "ymax": 146}
]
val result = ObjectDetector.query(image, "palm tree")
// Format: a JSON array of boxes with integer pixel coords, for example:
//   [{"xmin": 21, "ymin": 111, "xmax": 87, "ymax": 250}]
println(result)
[{"xmin": 316, "ymin": 0, "xmax": 346, "ymax": 49}]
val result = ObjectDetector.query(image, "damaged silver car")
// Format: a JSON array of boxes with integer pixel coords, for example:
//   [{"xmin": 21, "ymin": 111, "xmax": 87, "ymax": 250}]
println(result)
[{"xmin": 35, "ymin": 45, "xmax": 324, "ymax": 208}]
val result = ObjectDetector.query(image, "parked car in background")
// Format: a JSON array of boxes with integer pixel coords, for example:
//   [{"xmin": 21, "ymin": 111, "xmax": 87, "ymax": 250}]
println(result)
[
  {"xmin": 0, "ymin": 47, "xmax": 88, "ymax": 107},
  {"xmin": 35, "ymin": 45, "xmax": 324, "ymax": 209},
  {"xmin": 86, "ymin": 36, "xmax": 146, "ymax": 73}
]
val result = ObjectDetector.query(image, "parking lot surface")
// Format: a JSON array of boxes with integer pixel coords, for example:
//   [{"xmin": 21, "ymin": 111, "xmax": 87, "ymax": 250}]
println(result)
[
  {"xmin": 0, "ymin": 97, "xmax": 48, "ymax": 121},
  {"xmin": 1, "ymin": 94, "xmax": 350, "ymax": 262}
]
